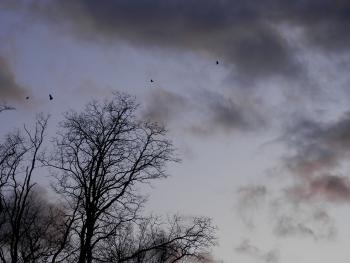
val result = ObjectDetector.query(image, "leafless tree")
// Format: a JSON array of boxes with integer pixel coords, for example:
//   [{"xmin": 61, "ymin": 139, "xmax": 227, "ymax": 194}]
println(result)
[
  {"xmin": 0, "ymin": 94, "xmax": 217, "ymax": 263},
  {"xmin": 46, "ymin": 93, "xmax": 178, "ymax": 263},
  {"xmin": 0, "ymin": 188, "xmax": 66, "ymax": 263},
  {"xmin": 0, "ymin": 132, "xmax": 23, "ymax": 214},
  {"xmin": 0, "ymin": 115, "xmax": 55, "ymax": 263},
  {"xmin": 98, "ymin": 215, "xmax": 217, "ymax": 263},
  {"xmin": 0, "ymin": 104, "xmax": 18, "ymax": 200},
  {"xmin": 0, "ymin": 104, "xmax": 18, "ymax": 207}
]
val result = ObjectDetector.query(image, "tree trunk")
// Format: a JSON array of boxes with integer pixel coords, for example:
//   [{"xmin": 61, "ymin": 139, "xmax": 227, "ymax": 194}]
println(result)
[{"xmin": 79, "ymin": 217, "xmax": 94, "ymax": 263}]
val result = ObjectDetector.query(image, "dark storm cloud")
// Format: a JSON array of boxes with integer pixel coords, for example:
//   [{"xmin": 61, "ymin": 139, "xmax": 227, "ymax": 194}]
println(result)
[
  {"xmin": 282, "ymin": 112, "xmax": 350, "ymax": 202},
  {"xmin": 52, "ymin": 1, "xmax": 350, "ymax": 79},
  {"xmin": 235, "ymin": 239, "xmax": 280, "ymax": 263},
  {"xmin": 0, "ymin": 55, "xmax": 28, "ymax": 102},
  {"xmin": 8, "ymin": 0, "xmax": 350, "ymax": 81},
  {"xmin": 26, "ymin": 0, "xmax": 297, "ymax": 81}
]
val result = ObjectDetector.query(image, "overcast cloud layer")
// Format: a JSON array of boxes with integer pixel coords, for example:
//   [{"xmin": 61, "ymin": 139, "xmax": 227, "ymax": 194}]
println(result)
[
  {"xmin": 3, "ymin": 0, "xmax": 350, "ymax": 132},
  {"xmin": 3, "ymin": 0, "xmax": 350, "ymax": 83},
  {"xmin": 2, "ymin": 1, "xmax": 350, "ymax": 262}
]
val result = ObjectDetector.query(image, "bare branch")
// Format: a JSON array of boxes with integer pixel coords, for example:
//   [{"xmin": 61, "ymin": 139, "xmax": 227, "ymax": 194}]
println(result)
[
  {"xmin": 99, "ymin": 215, "xmax": 217, "ymax": 263},
  {"xmin": 0, "ymin": 105, "xmax": 15, "ymax": 113}
]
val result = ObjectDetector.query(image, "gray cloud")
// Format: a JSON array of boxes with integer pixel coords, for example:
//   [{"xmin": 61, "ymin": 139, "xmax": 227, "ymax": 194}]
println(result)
[
  {"xmin": 283, "ymin": 117, "xmax": 344, "ymax": 177},
  {"xmin": 29, "ymin": 0, "xmax": 298, "ymax": 81},
  {"xmin": 142, "ymin": 88, "xmax": 189, "ymax": 124},
  {"xmin": 282, "ymin": 112, "xmax": 350, "ymax": 202},
  {"xmin": 142, "ymin": 88, "xmax": 265, "ymax": 135},
  {"xmin": 238, "ymin": 185, "xmax": 267, "ymax": 209},
  {"xmin": 271, "ymin": 200, "xmax": 337, "ymax": 240},
  {"xmin": 287, "ymin": 174, "xmax": 350, "ymax": 203},
  {"xmin": 193, "ymin": 254, "xmax": 224, "ymax": 263},
  {"xmin": 7, "ymin": 0, "xmax": 350, "ymax": 82},
  {"xmin": 0, "ymin": 55, "xmax": 28, "ymax": 103},
  {"xmin": 273, "ymin": 214, "xmax": 335, "ymax": 240},
  {"xmin": 235, "ymin": 183, "xmax": 337, "ymax": 241},
  {"xmin": 235, "ymin": 239, "xmax": 280, "ymax": 263},
  {"xmin": 198, "ymin": 90, "xmax": 266, "ymax": 133},
  {"xmin": 237, "ymin": 185, "xmax": 267, "ymax": 228}
]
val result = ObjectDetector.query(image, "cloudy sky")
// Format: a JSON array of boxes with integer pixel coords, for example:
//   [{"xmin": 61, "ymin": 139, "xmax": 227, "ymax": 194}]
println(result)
[{"xmin": 2, "ymin": 1, "xmax": 350, "ymax": 262}]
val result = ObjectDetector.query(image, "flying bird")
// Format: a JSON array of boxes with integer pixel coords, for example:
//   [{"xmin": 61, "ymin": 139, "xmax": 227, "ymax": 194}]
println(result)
[
  {"xmin": 49, "ymin": 94, "xmax": 53, "ymax": 100},
  {"xmin": 25, "ymin": 96, "xmax": 29, "ymax": 100},
  {"xmin": 216, "ymin": 60, "xmax": 219, "ymax": 65},
  {"xmin": 150, "ymin": 79, "xmax": 154, "ymax": 83}
]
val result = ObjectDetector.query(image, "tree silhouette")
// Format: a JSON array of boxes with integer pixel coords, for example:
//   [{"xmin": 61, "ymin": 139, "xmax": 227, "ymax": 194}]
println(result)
[
  {"xmin": 0, "ymin": 115, "xmax": 62, "ymax": 262},
  {"xmin": 0, "ymin": 94, "xmax": 217, "ymax": 263},
  {"xmin": 45, "ymin": 93, "xmax": 216, "ymax": 263},
  {"xmin": 46, "ymin": 93, "xmax": 177, "ymax": 262},
  {"xmin": 0, "ymin": 188, "xmax": 66, "ymax": 263},
  {"xmin": 99, "ymin": 215, "xmax": 216, "ymax": 263}
]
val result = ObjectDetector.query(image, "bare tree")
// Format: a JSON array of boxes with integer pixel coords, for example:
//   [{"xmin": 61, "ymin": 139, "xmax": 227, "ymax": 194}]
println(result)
[
  {"xmin": 0, "ymin": 132, "xmax": 23, "ymax": 214},
  {"xmin": 0, "ymin": 115, "xmax": 53, "ymax": 263},
  {"xmin": 98, "ymin": 215, "xmax": 217, "ymax": 263},
  {"xmin": 0, "ymin": 105, "xmax": 18, "ymax": 205},
  {"xmin": 0, "ymin": 104, "xmax": 18, "ymax": 200},
  {"xmin": 49, "ymin": 200, "xmax": 80, "ymax": 263},
  {"xmin": 0, "ymin": 95, "xmax": 217, "ymax": 263},
  {"xmin": 47, "ymin": 93, "xmax": 178, "ymax": 263},
  {"xmin": 0, "ymin": 188, "xmax": 66, "ymax": 263},
  {"xmin": 0, "ymin": 94, "xmax": 217, "ymax": 263}
]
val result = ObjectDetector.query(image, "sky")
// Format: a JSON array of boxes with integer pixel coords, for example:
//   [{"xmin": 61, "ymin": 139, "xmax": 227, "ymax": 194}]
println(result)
[{"xmin": 1, "ymin": 1, "xmax": 350, "ymax": 262}]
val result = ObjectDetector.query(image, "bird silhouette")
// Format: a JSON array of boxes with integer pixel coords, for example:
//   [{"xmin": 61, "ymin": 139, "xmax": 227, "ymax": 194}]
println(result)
[
  {"xmin": 150, "ymin": 79, "xmax": 154, "ymax": 83},
  {"xmin": 25, "ymin": 96, "xmax": 29, "ymax": 100},
  {"xmin": 216, "ymin": 61, "xmax": 219, "ymax": 65},
  {"xmin": 49, "ymin": 94, "xmax": 53, "ymax": 100}
]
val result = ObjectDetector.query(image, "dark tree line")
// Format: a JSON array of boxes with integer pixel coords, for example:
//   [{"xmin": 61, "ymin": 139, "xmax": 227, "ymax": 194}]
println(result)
[{"xmin": 0, "ymin": 94, "xmax": 216, "ymax": 263}]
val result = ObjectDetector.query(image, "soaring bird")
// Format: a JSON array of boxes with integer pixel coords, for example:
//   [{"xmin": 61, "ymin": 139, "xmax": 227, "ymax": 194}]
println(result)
[
  {"xmin": 49, "ymin": 94, "xmax": 53, "ymax": 100},
  {"xmin": 216, "ymin": 60, "xmax": 219, "ymax": 65},
  {"xmin": 150, "ymin": 79, "xmax": 154, "ymax": 83}
]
